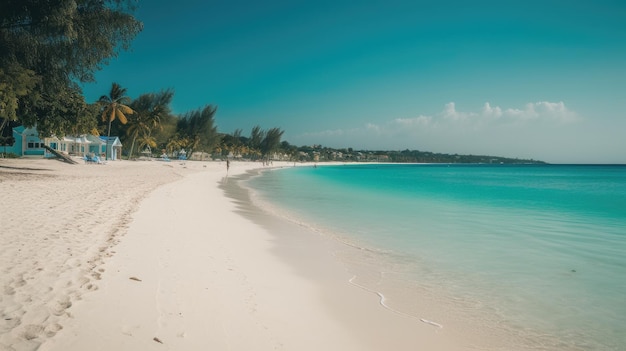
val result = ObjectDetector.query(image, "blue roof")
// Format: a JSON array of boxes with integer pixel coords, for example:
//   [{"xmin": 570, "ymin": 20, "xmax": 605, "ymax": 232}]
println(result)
[{"xmin": 99, "ymin": 136, "xmax": 122, "ymax": 146}]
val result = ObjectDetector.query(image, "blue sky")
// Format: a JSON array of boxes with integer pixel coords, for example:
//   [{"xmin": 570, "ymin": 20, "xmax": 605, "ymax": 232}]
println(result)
[{"xmin": 82, "ymin": 0, "xmax": 626, "ymax": 163}]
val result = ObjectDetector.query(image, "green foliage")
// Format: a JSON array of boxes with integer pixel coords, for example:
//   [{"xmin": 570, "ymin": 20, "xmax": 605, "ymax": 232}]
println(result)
[
  {"xmin": 125, "ymin": 89, "xmax": 174, "ymax": 158},
  {"xmin": 152, "ymin": 115, "xmax": 178, "ymax": 152},
  {"xmin": 18, "ymin": 82, "xmax": 99, "ymax": 137},
  {"xmin": 136, "ymin": 133, "xmax": 157, "ymax": 155},
  {"xmin": 249, "ymin": 125, "xmax": 264, "ymax": 152},
  {"xmin": 99, "ymin": 82, "xmax": 133, "ymax": 124},
  {"xmin": 260, "ymin": 127, "xmax": 284, "ymax": 160},
  {"xmin": 176, "ymin": 105, "xmax": 221, "ymax": 158},
  {"xmin": 0, "ymin": 0, "xmax": 142, "ymax": 83},
  {"xmin": 218, "ymin": 129, "xmax": 248, "ymax": 157},
  {"xmin": 98, "ymin": 82, "xmax": 134, "ymax": 159},
  {"xmin": 298, "ymin": 146, "xmax": 546, "ymax": 164},
  {"xmin": 0, "ymin": 64, "xmax": 39, "ymax": 122},
  {"xmin": 280, "ymin": 140, "xmax": 298, "ymax": 161},
  {"xmin": 236, "ymin": 126, "xmax": 285, "ymax": 161},
  {"xmin": 0, "ymin": 0, "xmax": 142, "ymax": 136}
]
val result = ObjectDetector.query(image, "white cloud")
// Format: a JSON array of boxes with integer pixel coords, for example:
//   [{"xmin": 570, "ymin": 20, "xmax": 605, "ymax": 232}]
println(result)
[
  {"xmin": 365, "ymin": 123, "xmax": 381, "ymax": 133},
  {"xmin": 502, "ymin": 101, "xmax": 578, "ymax": 123},
  {"xmin": 292, "ymin": 101, "xmax": 588, "ymax": 162},
  {"xmin": 482, "ymin": 102, "xmax": 503, "ymax": 119},
  {"xmin": 436, "ymin": 101, "xmax": 578, "ymax": 126},
  {"xmin": 386, "ymin": 101, "xmax": 578, "ymax": 134},
  {"xmin": 442, "ymin": 102, "xmax": 476, "ymax": 121},
  {"xmin": 530, "ymin": 101, "xmax": 578, "ymax": 122},
  {"xmin": 393, "ymin": 115, "xmax": 432, "ymax": 127},
  {"xmin": 299, "ymin": 101, "xmax": 579, "ymax": 142}
]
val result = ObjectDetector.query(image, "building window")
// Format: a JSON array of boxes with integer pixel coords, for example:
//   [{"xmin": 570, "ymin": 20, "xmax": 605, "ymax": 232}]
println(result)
[{"xmin": 27, "ymin": 142, "xmax": 44, "ymax": 149}]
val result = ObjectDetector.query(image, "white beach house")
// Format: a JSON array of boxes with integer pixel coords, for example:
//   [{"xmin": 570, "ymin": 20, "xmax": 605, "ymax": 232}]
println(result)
[
  {"xmin": 45, "ymin": 135, "xmax": 123, "ymax": 160},
  {"xmin": 2, "ymin": 124, "xmax": 123, "ymax": 160}
]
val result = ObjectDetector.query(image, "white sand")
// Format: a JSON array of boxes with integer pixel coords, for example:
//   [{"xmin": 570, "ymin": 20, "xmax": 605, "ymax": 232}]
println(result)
[{"xmin": 1, "ymin": 158, "xmax": 468, "ymax": 351}]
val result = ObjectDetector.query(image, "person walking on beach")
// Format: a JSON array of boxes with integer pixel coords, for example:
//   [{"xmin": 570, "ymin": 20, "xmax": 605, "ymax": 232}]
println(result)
[{"xmin": 226, "ymin": 159, "xmax": 230, "ymax": 172}]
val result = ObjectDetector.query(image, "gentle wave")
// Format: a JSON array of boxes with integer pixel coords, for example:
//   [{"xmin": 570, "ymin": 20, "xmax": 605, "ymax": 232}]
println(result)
[{"xmin": 246, "ymin": 164, "xmax": 626, "ymax": 351}]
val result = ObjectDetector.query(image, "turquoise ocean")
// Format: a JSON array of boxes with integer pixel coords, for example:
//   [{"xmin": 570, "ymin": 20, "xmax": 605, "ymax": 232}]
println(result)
[{"xmin": 243, "ymin": 164, "xmax": 625, "ymax": 350}]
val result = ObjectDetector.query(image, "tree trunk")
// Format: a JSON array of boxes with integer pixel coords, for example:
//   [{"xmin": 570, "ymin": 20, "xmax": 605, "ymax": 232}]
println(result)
[
  {"xmin": 128, "ymin": 134, "xmax": 137, "ymax": 160},
  {"xmin": 106, "ymin": 120, "xmax": 112, "ymax": 160}
]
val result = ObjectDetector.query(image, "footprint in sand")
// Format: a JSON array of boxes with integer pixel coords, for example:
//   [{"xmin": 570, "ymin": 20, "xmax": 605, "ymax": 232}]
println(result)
[
  {"xmin": 44, "ymin": 323, "xmax": 63, "ymax": 337},
  {"xmin": 48, "ymin": 297, "xmax": 71, "ymax": 316},
  {"xmin": 4, "ymin": 285, "xmax": 16, "ymax": 295},
  {"xmin": 84, "ymin": 283, "xmax": 98, "ymax": 291},
  {"xmin": 21, "ymin": 324, "xmax": 45, "ymax": 340},
  {"xmin": 77, "ymin": 276, "xmax": 90, "ymax": 287},
  {"xmin": 0, "ymin": 316, "xmax": 21, "ymax": 333},
  {"xmin": 14, "ymin": 276, "xmax": 27, "ymax": 288}
]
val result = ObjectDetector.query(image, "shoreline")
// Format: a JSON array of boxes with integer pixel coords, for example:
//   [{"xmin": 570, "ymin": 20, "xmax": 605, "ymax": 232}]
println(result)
[
  {"xmin": 234, "ymin": 164, "xmax": 590, "ymax": 351},
  {"xmin": 221, "ymin": 167, "xmax": 466, "ymax": 350},
  {"xmin": 2, "ymin": 158, "xmax": 463, "ymax": 350}
]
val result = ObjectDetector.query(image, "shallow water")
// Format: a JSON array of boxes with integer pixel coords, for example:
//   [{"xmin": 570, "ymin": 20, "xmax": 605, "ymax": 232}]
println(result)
[{"xmin": 244, "ymin": 164, "xmax": 626, "ymax": 351}]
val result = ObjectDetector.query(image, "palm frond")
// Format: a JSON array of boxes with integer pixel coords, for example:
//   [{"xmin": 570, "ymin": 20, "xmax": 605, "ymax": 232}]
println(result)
[
  {"xmin": 116, "ymin": 109, "xmax": 128, "ymax": 124},
  {"xmin": 119, "ymin": 104, "xmax": 134, "ymax": 115}
]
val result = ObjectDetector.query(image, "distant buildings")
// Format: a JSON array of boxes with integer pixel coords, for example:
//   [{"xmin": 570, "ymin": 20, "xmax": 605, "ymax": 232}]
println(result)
[
  {"xmin": 3, "ymin": 126, "xmax": 45, "ymax": 157},
  {"xmin": 1, "ymin": 125, "xmax": 122, "ymax": 160}
]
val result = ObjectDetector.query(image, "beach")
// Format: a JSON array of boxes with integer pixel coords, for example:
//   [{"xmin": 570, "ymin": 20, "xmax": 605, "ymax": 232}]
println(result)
[{"xmin": 1, "ymin": 158, "xmax": 464, "ymax": 351}]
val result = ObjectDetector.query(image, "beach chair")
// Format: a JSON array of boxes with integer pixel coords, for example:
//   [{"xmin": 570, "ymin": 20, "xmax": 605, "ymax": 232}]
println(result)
[
  {"xmin": 83, "ymin": 155, "xmax": 96, "ymax": 164},
  {"xmin": 84, "ymin": 154, "xmax": 105, "ymax": 164}
]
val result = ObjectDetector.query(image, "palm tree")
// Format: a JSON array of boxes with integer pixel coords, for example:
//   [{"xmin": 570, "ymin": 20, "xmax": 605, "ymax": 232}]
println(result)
[
  {"xmin": 176, "ymin": 105, "xmax": 220, "ymax": 159},
  {"xmin": 137, "ymin": 133, "xmax": 157, "ymax": 156},
  {"xmin": 166, "ymin": 136, "xmax": 185, "ymax": 155},
  {"xmin": 99, "ymin": 83, "xmax": 133, "ymax": 160},
  {"xmin": 260, "ymin": 127, "xmax": 284, "ymax": 164},
  {"xmin": 126, "ymin": 90, "xmax": 173, "ymax": 159},
  {"xmin": 125, "ymin": 115, "xmax": 150, "ymax": 159}
]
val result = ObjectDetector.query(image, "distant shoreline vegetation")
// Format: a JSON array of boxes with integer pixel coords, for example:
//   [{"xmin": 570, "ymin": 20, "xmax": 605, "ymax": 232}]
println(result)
[{"xmin": 268, "ymin": 144, "xmax": 546, "ymax": 164}]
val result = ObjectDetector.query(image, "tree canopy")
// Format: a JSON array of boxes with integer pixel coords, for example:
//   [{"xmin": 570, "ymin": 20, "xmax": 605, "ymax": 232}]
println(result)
[
  {"xmin": 175, "ymin": 105, "xmax": 221, "ymax": 159},
  {"xmin": 0, "ymin": 0, "xmax": 142, "ymax": 136},
  {"xmin": 260, "ymin": 127, "xmax": 284, "ymax": 161},
  {"xmin": 126, "ymin": 89, "xmax": 174, "ymax": 159},
  {"xmin": 98, "ymin": 82, "xmax": 134, "ymax": 155}
]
